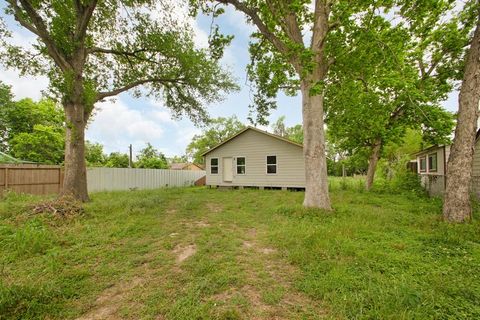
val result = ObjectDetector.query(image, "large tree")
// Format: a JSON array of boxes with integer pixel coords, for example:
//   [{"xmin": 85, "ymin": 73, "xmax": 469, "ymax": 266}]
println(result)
[
  {"xmin": 0, "ymin": 0, "xmax": 237, "ymax": 201},
  {"xmin": 0, "ymin": 81, "xmax": 15, "ymax": 152},
  {"xmin": 194, "ymin": 0, "xmax": 372, "ymax": 209},
  {"xmin": 0, "ymin": 94, "xmax": 64, "ymax": 154},
  {"xmin": 10, "ymin": 124, "xmax": 65, "ymax": 164},
  {"xmin": 443, "ymin": 3, "xmax": 480, "ymax": 223},
  {"xmin": 324, "ymin": 1, "xmax": 472, "ymax": 190}
]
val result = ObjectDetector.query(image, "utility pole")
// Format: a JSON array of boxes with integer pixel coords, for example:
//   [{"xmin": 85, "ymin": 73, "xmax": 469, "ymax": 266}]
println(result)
[{"xmin": 128, "ymin": 144, "xmax": 132, "ymax": 168}]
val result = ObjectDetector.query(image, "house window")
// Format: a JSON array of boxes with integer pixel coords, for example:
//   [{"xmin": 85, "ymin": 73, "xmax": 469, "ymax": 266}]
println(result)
[
  {"xmin": 236, "ymin": 157, "xmax": 246, "ymax": 174},
  {"xmin": 267, "ymin": 155, "xmax": 277, "ymax": 174},
  {"xmin": 210, "ymin": 158, "xmax": 218, "ymax": 174},
  {"xmin": 428, "ymin": 153, "xmax": 437, "ymax": 172},
  {"xmin": 419, "ymin": 157, "xmax": 426, "ymax": 172}
]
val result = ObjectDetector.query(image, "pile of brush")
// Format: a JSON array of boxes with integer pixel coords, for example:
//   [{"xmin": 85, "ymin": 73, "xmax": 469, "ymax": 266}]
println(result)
[{"xmin": 32, "ymin": 195, "xmax": 84, "ymax": 218}]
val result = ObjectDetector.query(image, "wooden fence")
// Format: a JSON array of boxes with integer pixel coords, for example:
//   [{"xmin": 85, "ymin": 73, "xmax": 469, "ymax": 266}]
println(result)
[{"xmin": 0, "ymin": 164, "xmax": 63, "ymax": 195}]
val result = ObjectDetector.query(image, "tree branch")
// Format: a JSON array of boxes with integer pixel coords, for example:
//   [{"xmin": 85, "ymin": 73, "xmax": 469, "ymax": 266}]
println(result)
[
  {"xmin": 96, "ymin": 77, "xmax": 188, "ymax": 101},
  {"xmin": 75, "ymin": 0, "xmax": 98, "ymax": 43},
  {"xmin": 310, "ymin": 0, "xmax": 330, "ymax": 78},
  {"xmin": 266, "ymin": 0, "xmax": 303, "ymax": 46},
  {"xmin": 15, "ymin": 0, "xmax": 71, "ymax": 71},
  {"xmin": 217, "ymin": 1, "xmax": 290, "ymax": 56},
  {"xmin": 6, "ymin": 0, "xmax": 39, "ymax": 36},
  {"xmin": 89, "ymin": 47, "xmax": 149, "ymax": 56}
]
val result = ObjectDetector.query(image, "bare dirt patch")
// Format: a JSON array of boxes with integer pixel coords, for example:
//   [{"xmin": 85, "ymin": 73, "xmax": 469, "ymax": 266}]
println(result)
[
  {"xmin": 166, "ymin": 208, "xmax": 177, "ymax": 214},
  {"xmin": 76, "ymin": 277, "xmax": 144, "ymax": 320},
  {"xmin": 243, "ymin": 240, "xmax": 253, "ymax": 249},
  {"xmin": 173, "ymin": 244, "xmax": 197, "ymax": 263},
  {"xmin": 260, "ymin": 247, "xmax": 277, "ymax": 255},
  {"xmin": 195, "ymin": 221, "xmax": 210, "ymax": 228},
  {"xmin": 206, "ymin": 202, "xmax": 223, "ymax": 213}
]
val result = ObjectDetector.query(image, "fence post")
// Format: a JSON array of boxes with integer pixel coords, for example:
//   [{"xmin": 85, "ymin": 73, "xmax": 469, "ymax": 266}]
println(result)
[{"xmin": 4, "ymin": 167, "xmax": 8, "ymax": 189}]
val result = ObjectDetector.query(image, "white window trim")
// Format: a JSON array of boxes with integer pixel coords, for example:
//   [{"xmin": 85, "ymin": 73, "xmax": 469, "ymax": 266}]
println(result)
[
  {"xmin": 266, "ymin": 155, "xmax": 277, "ymax": 175},
  {"xmin": 419, "ymin": 156, "xmax": 426, "ymax": 173},
  {"xmin": 210, "ymin": 157, "xmax": 219, "ymax": 175},
  {"xmin": 428, "ymin": 153, "xmax": 437, "ymax": 172},
  {"xmin": 235, "ymin": 156, "xmax": 246, "ymax": 175}
]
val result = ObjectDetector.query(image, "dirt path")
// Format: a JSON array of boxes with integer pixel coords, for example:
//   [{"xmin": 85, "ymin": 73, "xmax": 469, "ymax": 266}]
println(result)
[
  {"xmin": 210, "ymin": 227, "xmax": 325, "ymax": 319},
  {"xmin": 75, "ymin": 201, "xmax": 324, "ymax": 319}
]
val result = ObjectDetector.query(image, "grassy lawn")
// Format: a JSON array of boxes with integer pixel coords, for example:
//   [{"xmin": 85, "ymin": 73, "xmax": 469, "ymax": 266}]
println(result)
[{"xmin": 1, "ymin": 183, "xmax": 480, "ymax": 319}]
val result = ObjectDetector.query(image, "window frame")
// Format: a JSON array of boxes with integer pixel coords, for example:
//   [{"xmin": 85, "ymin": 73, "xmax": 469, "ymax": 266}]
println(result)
[
  {"xmin": 210, "ymin": 157, "xmax": 219, "ymax": 175},
  {"xmin": 428, "ymin": 153, "xmax": 437, "ymax": 172},
  {"xmin": 419, "ymin": 156, "xmax": 426, "ymax": 172},
  {"xmin": 236, "ymin": 156, "xmax": 246, "ymax": 175},
  {"xmin": 266, "ymin": 155, "xmax": 277, "ymax": 175}
]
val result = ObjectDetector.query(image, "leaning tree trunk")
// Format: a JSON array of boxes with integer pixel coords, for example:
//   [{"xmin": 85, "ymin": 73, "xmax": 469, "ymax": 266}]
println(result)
[
  {"xmin": 301, "ymin": 81, "xmax": 331, "ymax": 210},
  {"xmin": 443, "ymin": 15, "xmax": 480, "ymax": 223},
  {"xmin": 61, "ymin": 102, "xmax": 89, "ymax": 202},
  {"xmin": 366, "ymin": 138, "xmax": 382, "ymax": 190}
]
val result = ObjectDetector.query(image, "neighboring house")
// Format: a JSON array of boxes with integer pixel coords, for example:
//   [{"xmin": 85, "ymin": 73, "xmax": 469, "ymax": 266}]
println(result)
[
  {"xmin": 201, "ymin": 126, "xmax": 305, "ymax": 189},
  {"xmin": 0, "ymin": 151, "xmax": 35, "ymax": 164},
  {"xmin": 170, "ymin": 163, "xmax": 204, "ymax": 171},
  {"xmin": 413, "ymin": 145, "xmax": 450, "ymax": 196},
  {"xmin": 413, "ymin": 130, "xmax": 480, "ymax": 196}
]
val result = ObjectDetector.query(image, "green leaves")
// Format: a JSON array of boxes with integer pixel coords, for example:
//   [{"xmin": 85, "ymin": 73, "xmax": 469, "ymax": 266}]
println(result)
[
  {"xmin": 136, "ymin": 143, "xmax": 168, "ymax": 169},
  {"xmin": 0, "ymin": 94, "xmax": 65, "ymax": 160},
  {"xmin": 186, "ymin": 116, "xmax": 246, "ymax": 163},
  {"xmin": 325, "ymin": 0, "xmax": 463, "ymax": 163},
  {"xmin": 1, "ymin": 0, "xmax": 238, "ymax": 124},
  {"xmin": 10, "ymin": 124, "xmax": 64, "ymax": 164}
]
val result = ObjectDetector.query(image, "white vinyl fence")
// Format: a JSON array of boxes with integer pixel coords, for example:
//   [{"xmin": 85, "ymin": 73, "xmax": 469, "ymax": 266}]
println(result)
[{"xmin": 87, "ymin": 167, "xmax": 206, "ymax": 192}]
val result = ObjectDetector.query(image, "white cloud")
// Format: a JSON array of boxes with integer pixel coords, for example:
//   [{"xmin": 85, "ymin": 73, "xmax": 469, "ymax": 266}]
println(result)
[
  {"xmin": 0, "ymin": 68, "xmax": 48, "ymax": 100},
  {"xmin": 222, "ymin": 6, "xmax": 256, "ymax": 36},
  {"xmin": 0, "ymin": 29, "xmax": 48, "ymax": 99},
  {"xmin": 175, "ymin": 123, "xmax": 201, "ymax": 147},
  {"xmin": 86, "ymin": 98, "xmax": 166, "ymax": 155}
]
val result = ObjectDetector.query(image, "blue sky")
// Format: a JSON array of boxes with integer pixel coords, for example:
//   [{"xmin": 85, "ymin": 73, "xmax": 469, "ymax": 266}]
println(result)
[{"xmin": 0, "ymin": 3, "xmax": 458, "ymax": 158}]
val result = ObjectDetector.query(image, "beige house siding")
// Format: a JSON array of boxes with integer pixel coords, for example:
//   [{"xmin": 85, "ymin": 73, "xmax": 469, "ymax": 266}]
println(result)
[
  {"xmin": 472, "ymin": 139, "xmax": 480, "ymax": 176},
  {"xmin": 416, "ymin": 146, "xmax": 447, "ymax": 176},
  {"xmin": 414, "ymin": 143, "xmax": 480, "ymax": 197},
  {"xmin": 415, "ymin": 146, "xmax": 447, "ymax": 196},
  {"xmin": 205, "ymin": 129, "xmax": 305, "ymax": 188}
]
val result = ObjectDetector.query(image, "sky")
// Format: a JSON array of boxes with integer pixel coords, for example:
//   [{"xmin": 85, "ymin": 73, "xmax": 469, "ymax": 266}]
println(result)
[{"xmin": 0, "ymin": 3, "xmax": 459, "ymax": 158}]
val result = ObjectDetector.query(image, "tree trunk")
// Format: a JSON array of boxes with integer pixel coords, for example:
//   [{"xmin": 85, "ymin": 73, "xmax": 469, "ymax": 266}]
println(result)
[
  {"xmin": 301, "ymin": 81, "xmax": 331, "ymax": 210},
  {"xmin": 443, "ymin": 15, "xmax": 480, "ymax": 223},
  {"xmin": 61, "ymin": 103, "xmax": 89, "ymax": 202},
  {"xmin": 366, "ymin": 139, "xmax": 382, "ymax": 190}
]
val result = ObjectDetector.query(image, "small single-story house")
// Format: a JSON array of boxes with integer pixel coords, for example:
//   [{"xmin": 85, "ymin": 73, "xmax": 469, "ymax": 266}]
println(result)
[
  {"xmin": 413, "ymin": 145, "xmax": 450, "ymax": 196},
  {"xmin": 170, "ymin": 162, "xmax": 204, "ymax": 171},
  {"xmin": 413, "ymin": 130, "xmax": 480, "ymax": 196},
  {"xmin": 201, "ymin": 126, "xmax": 305, "ymax": 189}
]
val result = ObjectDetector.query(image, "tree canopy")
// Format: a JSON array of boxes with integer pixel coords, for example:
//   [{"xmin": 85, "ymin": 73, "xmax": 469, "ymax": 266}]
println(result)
[
  {"xmin": 1, "ymin": 0, "xmax": 238, "ymax": 201},
  {"xmin": 136, "ymin": 143, "xmax": 168, "ymax": 169},
  {"xmin": 0, "ymin": 84, "xmax": 65, "ymax": 163}
]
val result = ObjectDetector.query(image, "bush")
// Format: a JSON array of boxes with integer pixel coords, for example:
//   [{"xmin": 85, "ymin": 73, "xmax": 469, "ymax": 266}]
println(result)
[{"xmin": 373, "ymin": 157, "xmax": 426, "ymax": 197}]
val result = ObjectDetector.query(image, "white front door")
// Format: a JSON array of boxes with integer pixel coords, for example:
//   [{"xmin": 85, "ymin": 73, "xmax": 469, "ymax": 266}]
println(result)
[{"xmin": 223, "ymin": 157, "xmax": 233, "ymax": 182}]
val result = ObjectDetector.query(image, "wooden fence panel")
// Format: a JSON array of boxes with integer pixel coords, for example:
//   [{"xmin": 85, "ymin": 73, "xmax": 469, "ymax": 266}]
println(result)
[{"xmin": 0, "ymin": 164, "xmax": 62, "ymax": 195}]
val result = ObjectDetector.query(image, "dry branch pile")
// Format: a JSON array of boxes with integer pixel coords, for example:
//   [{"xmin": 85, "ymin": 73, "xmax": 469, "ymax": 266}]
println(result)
[{"xmin": 32, "ymin": 195, "xmax": 84, "ymax": 218}]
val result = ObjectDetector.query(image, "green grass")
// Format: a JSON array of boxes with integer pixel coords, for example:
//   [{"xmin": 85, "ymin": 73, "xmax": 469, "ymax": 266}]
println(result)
[{"xmin": 1, "ymin": 185, "xmax": 479, "ymax": 319}]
